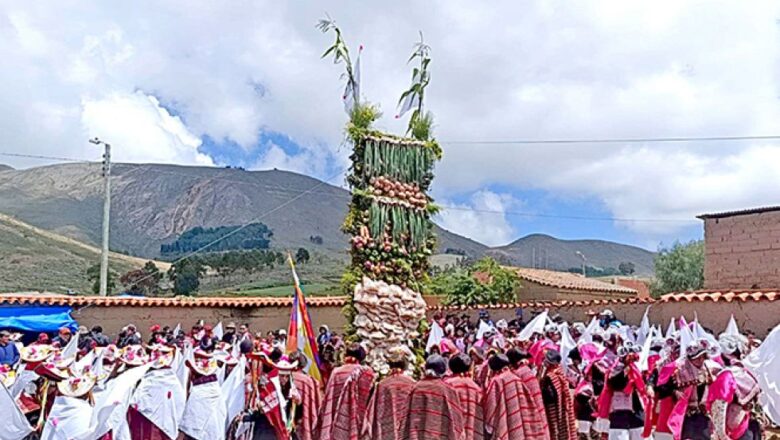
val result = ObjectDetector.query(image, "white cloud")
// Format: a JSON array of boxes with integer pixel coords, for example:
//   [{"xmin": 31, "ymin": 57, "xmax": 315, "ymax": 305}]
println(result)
[
  {"xmin": 80, "ymin": 91, "xmax": 213, "ymax": 166},
  {"xmin": 1, "ymin": 0, "xmax": 779, "ymax": 243},
  {"xmin": 436, "ymin": 190, "xmax": 520, "ymax": 246}
]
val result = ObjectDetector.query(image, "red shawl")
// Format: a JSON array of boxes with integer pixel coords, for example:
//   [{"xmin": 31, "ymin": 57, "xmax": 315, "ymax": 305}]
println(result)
[
  {"xmin": 402, "ymin": 377, "xmax": 465, "ymax": 440},
  {"xmin": 512, "ymin": 365, "xmax": 546, "ymax": 420},
  {"xmin": 474, "ymin": 362, "xmax": 492, "ymax": 389},
  {"xmin": 484, "ymin": 369, "xmax": 550, "ymax": 440},
  {"xmin": 364, "ymin": 374, "xmax": 416, "ymax": 440},
  {"xmin": 314, "ymin": 363, "xmax": 375, "ymax": 440},
  {"xmin": 445, "ymin": 375, "xmax": 485, "ymax": 440},
  {"xmin": 256, "ymin": 368, "xmax": 289, "ymax": 440},
  {"xmin": 292, "ymin": 371, "xmax": 323, "ymax": 440},
  {"xmin": 542, "ymin": 365, "xmax": 577, "ymax": 440}
]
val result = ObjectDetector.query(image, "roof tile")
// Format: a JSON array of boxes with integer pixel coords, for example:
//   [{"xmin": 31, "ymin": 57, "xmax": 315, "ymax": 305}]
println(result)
[
  {"xmin": 0, "ymin": 292, "xmax": 348, "ymax": 308},
  {"xmin": 511, "ymin": 267, "xmax": 638, "ymax": 295}
]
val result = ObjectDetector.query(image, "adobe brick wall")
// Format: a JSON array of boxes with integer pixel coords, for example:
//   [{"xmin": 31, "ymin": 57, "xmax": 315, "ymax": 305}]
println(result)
[
  {"xmin": 428, "ymin": 300, "xmax": 780, "ymax": 338},
  {"xmin": 704, "ymin": 210, "xmax": 780, "ymax": 289},
  {"xmin": 72, "ymin": 304, "xmax": 347, "ymax": 340},
  {"xmin": 69, "ymin": 298, "xmax": 780, "ymax": 341}
]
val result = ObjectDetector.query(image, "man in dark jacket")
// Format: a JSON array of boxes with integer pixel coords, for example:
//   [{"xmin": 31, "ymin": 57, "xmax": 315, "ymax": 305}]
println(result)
[
  {"xmin": 0, "ymin": 330, "xmax": 20, "ymax": 366},
  {"xmin": 90, "ymin": 326, "xmax": 110, "ymax": 347}
]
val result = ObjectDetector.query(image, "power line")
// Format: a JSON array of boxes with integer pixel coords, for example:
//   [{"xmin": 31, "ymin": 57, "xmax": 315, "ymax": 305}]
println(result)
[
  {"xmin": 440, "ymin": 134, "xmax": 780, "ymax": 145},
  {"xmin": 0, "ymin": 152, "xmax": 95, "ymax": 163},
  {"xmin": 0, "ymin": 153, "xmax": 698, "ymax": 223},
  {"xmin": 117, "ymin": 164, "xmax": 696, "ymax": 223},
  {"xmin": 442, "ymin": 206, "xmax": 696, "ymax": 223}
]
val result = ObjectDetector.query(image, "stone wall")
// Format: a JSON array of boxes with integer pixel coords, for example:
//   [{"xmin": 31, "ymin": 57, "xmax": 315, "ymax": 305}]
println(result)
[
  {"xmin": 704, "ymin": 210, "xmax": 780, "ymax": 289},
  {"xmin": 67, "ymin": 298, "xmax": 780, "ymax": 340}
]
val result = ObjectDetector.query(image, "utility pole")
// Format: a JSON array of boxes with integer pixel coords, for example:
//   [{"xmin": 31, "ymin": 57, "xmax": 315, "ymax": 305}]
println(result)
[{"xmin": 90, "ymin": 137, "xmax": 111, "ymax": 296}]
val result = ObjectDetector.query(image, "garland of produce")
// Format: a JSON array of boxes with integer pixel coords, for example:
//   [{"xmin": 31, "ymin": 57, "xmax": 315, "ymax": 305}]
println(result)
[{"xmin": 319, "ymin": 19, "xmax": 438, "ymax": 373}]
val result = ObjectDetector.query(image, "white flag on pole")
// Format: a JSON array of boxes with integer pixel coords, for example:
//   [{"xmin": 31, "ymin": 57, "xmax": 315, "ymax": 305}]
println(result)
[
  {"xmin": 213, "ymin": 322, "xmax": 224, "ymax": 341},
  {"xmin": 61, "ymin": 332, "xmax": 80, "ymax": 359},
  {"xmin": 517, "ymin": 310, "xmax": 548, "ymax": 342},
  {"xmin": 426, "ymin": 321, "xmax": 444, "ymax": 352},
  {"xmin": 559, "ymin": 325, "xmax": 576, "ymax": 366},
  {"xmin": 579, "ymin": 317, "xmax": 600, "ymax": 344},
  {"xmin": 343, "ymin": 45, "xmax": 362, "ymax": 113}
]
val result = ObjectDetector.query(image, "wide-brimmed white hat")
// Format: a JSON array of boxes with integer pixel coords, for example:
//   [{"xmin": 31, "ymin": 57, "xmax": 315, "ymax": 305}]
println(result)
[
  {"xmin": 35, "ymin": 362, "xmax": 70, "ymax": 381},
  {"xmin": 0, "ymin": 365, "xmax": 16, "ymax": 388},
  {"xmin": 20, "ymin": 345, "xmax": 53, "ymax": 363},
  {"xmin": 57, "ymin": 372, "xmax": 97, "ymax": 398},
  {"xmin": 50, "ymin": 352, "xmax": 75, "ymax": 370},
  {"xmin": 120, "ymin": 345, "xmax": 149, "ymax": 367}
]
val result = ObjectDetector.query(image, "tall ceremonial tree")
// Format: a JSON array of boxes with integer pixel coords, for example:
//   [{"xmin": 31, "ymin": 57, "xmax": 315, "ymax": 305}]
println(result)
[{"xmin": 319, "ymin": 19, "xmax": 441, "ymax": 373}]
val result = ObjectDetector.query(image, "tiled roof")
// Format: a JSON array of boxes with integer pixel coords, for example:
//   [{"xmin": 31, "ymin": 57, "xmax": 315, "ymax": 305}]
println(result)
[
  {"xmin": 0, "ymin": 292, "xmax": 348, "ymax": 308},
  {"xmin": 660, "ymin": 290, "xmax": 780, "ymax": 303},
  {"xmin": 512, "ymin": 267, "xmax": 638, "ymax": 295},
  {"xmin": 3, "ymin": 289, "xmax": 778, "ymax": 312},
  {"xmin": 697, "ymin": 206, "xmax": 780, "ymax": 219}
]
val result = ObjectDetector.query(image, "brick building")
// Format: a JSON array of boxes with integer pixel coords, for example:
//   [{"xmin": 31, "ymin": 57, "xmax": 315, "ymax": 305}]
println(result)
[{"xmin": 699, "ymin": 206, "xmax": 780, "ymax": 289}]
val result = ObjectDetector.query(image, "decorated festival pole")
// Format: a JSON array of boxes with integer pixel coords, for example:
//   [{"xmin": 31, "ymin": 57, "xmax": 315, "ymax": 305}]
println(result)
[{"xmin": 319, "ymin": 20, "xmax": 439, "ymax": 373}]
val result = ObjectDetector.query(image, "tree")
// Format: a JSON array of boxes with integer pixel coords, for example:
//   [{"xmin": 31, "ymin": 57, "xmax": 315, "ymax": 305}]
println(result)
[
  {"xmin": 430, "ymin": 257, "xmax": 520, "ymax": 306},
  {"xmin": 651, "ymin": 240, "xmax": 704, "ymax": 297},
  {"xmin": 168, "ymin": 259, "xmax": 205, "ymax": 296},
  {"xmin": 86, "ymin": 263, "xmax": 116, "ymax": 295},
  {"xmin": 295, "ymin": 248, "xmax": 311, "ymax": 265},
  {"xmin": 120, "ymin": 261, "xmax": 162, "ymax": 296},
  {"xmin": 618, "ymin": 261, "xmax": 636, "ymax": 276}
]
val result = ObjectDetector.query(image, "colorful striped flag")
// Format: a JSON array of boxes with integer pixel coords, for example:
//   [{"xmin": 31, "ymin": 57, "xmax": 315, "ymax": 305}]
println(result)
[{"xmin": 286, "ymin": 255, "xmax": 323, "ymax": 383}]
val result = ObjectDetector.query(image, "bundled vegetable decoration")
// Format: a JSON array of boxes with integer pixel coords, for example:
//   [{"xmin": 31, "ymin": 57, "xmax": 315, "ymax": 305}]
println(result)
[{"xmin": 320, "ymin": 20, "xmax": 438, "ymax": 374}]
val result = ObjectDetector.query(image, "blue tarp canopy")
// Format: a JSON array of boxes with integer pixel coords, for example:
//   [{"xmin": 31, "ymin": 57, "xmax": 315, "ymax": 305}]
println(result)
[{"xmin": 0, "ymin": 305, "xmax": 78, "ymax": 333}]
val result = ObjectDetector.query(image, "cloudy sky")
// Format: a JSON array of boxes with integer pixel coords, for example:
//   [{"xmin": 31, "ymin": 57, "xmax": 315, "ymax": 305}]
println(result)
[{"xmin": 1, "ymin": 1, "xmax": 779, "ymax": 249}]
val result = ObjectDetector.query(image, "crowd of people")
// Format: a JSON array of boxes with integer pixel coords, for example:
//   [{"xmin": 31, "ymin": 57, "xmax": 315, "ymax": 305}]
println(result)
[{"xmin": 0, "ymin": 308, "xmax": 775, "ymax": 440}]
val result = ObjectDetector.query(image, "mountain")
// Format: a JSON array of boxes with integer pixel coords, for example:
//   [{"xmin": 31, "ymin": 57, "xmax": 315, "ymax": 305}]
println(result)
[
  {"xmin": 488, "ymin": 233, "xmax": 655, "ymax": 276},
  {"xmin": 0, "ymin": 164, "xmax": 13, "ymax": 172},
  {"xmin": 0, "ymin": 213, "xmax": 167, "ymax": 293},
  {"xmin": 0, "ymin": 162, "xmax": 486, "ymax": 259},
  {"xmin": 0, "ymin": 163, "xmax": 655, "ymax": 279}
]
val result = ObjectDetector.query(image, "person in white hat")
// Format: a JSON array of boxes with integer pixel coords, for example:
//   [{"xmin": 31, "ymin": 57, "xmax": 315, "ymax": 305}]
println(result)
[
  {"xmin": 40, "ymin": 371, "xmax": 97, "ymax": 440},
  {"xmin": 127, "ymin": 347, "xmax": 186, "ymax": 440},
  {"xmin": 180, "ymin": 350, "xmax": 226, "ymax": 440}
]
